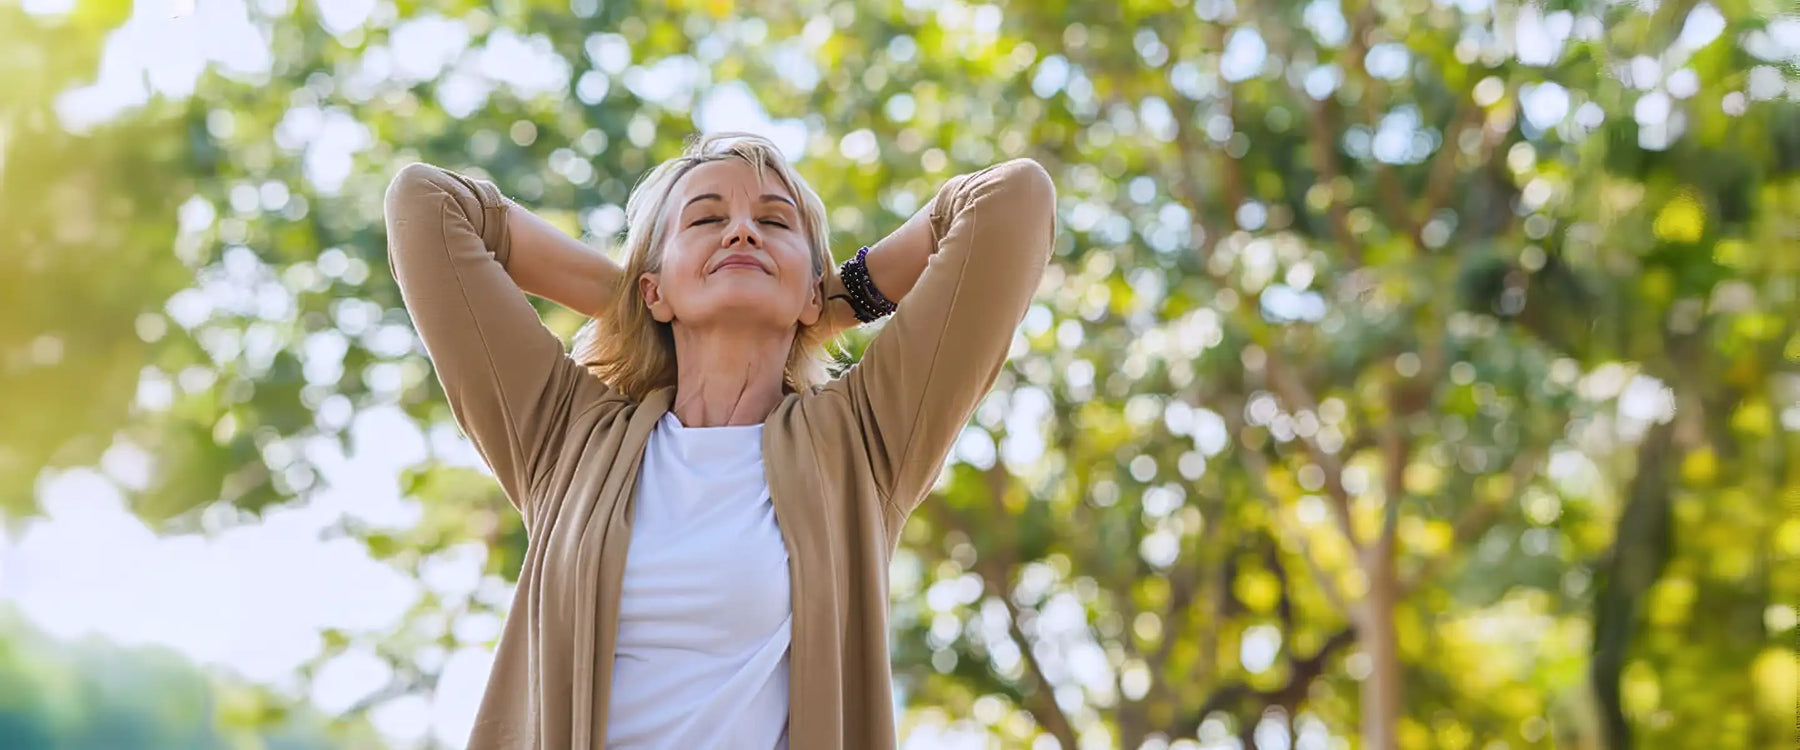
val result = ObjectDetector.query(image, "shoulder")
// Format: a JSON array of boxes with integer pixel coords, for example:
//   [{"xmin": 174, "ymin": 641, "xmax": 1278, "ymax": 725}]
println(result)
[
  {"xmin": 558, "ymin": 374, "xmax": 657, "ymax": 445},
  {"xmin": 765, "ymin": 385, "xmax": 863, "ymax": 449}
]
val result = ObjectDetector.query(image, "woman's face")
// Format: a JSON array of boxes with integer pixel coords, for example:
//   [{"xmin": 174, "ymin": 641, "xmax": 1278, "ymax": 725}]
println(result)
[{"xmin": 639, "ymin": 159, "xmax": 822, "ymax": 332}]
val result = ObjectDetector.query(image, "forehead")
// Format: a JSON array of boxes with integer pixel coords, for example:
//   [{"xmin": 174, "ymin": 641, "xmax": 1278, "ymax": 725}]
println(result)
[{"xmin": 673, "ymin": 159, "xmax": 795, "ymax": 202}]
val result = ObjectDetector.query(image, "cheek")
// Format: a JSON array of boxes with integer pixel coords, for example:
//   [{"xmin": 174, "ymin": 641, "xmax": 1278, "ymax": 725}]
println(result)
[
  {"xmin": 775, "ymin": 238, "xmax": 818, "ymax": 279},
  {"xmin": 662, "ymin": 236, "xmax": 707, "ymax": 274},
  {"xmin": 775, "ymin": 244, "xmax": 819, "ymax": 298},
  {"xmin": 660, "ymin": 241, "xmax": 714, "ymax": 291}
]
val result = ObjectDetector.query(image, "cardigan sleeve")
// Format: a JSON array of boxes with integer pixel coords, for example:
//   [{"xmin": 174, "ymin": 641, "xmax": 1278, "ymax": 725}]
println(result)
[
  {"xmin": 827, "ymin": 158, "xmax": 1057, "ymax": 529},
  {"xmin": 383, "ymin": 162, "xmax": 621, "ymax": 518}
]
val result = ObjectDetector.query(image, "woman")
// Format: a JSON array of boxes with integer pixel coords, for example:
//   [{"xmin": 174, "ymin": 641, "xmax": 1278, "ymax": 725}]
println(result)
[{"xmin": 383, "ymin": 132, "xmax": 1055, "ymax": 748}]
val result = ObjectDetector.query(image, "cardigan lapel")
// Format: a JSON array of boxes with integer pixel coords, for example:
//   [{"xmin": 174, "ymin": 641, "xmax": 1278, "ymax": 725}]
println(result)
[
  {"xmin": 581, "ymin": 386, "xmax": 675, "ymax": 748},
  {"xmin": 763, "ymin": 394, "xmax": 837, "ymax": 748}
]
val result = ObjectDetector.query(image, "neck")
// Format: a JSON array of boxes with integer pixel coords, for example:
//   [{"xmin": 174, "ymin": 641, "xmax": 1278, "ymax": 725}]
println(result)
[{"xmin": 669, "ymin": 323, "xmax": 793, "ymax": 427}]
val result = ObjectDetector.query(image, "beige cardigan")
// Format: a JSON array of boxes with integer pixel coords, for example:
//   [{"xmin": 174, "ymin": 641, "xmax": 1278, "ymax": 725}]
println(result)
[{"xmin": 382, "ymin": 157, "xmax": 1055, "ymax": 748}]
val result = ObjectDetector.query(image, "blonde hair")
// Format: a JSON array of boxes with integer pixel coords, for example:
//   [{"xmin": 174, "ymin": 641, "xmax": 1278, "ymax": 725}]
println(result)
[{"xmin": 572, "ymin": 132, "xmax": 837, "ymax": 401}]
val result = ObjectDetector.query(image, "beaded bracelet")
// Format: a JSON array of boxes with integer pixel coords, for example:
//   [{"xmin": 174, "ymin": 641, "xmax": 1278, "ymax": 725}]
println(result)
[{"xmin": 838, "ymin": 246, "xmax": 898, "ymax": 323}]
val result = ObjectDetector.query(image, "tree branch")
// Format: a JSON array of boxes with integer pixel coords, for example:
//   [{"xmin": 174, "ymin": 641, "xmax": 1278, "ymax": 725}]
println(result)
[
  {"xmin": 1168, "ymin": 625, "xmax": 1359, "ymax": 738},
  {"xmin": 1263, "ymin": 353, "xmax": 1362, "ymax": 550},
  {"xmin": 1376, "ymin": 432, "xmax": 1406, "ymax": 552},
  {"xmin": 1374, "ymin": 328, "xmax": 1449, "ymax": 550},
  {"xmin": 1169, "ymin": 116, "xmax": 1220, "ymax": 261},
  {"xmin": 1400, "ymin": 446, "xmax": 1548, "ymax": 595},
  {"xmin": 342, "ymin": 664, "xmax": 440, "ymax": 717},
  {"xmin": 1337, "ymin": 4, "xmax": 1419, "ymax": 248},
  {"xmin": 949, "ymin": 470, "xmax": 1081, "ymax": 749},
  {"xmin": 975, "ymin": 558, "xmax": 1079, "ymax": 748},
  {"xmin": 1229, "ymin": 403, "xmax": 1358, "ymax": 618},
  {"xmin": 1415, "ymin": 98, "xmax": 1479, "ymax": 233},
  {"xmin": 1303, "ymin": 96, "xmax": 1361, "ymax": 266},
  {"xmin": 1149, "ymin": 554, "xmax": 1199, "ymax": 691},
  {"xmin": 1164, "ymin": 25, "xmax": 1244, "ymax": 264}
]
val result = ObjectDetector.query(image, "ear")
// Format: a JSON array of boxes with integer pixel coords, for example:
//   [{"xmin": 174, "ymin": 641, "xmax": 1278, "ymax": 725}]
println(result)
[
  {"xmin": 639, "ymin": 272, "xmax": 675, "ymax": 323},
  {"xmin": 797, "ymin": 276, "xmax": 823, "ymax": 327}
]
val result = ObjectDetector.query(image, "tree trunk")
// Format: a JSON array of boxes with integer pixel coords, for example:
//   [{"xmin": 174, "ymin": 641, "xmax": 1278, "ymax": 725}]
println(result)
[
  {"xmin": 1358, "ymin": 533, "xmax": 1402, "ymax": 750},
  {"xmin": 1591, "ymin": 421, "xmax": 1677, "ymax": 750}
]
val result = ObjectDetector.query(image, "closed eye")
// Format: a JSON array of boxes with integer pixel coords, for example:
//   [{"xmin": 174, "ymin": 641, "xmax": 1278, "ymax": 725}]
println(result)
[{"xmin": 687, "ymin": 216, "xmax": 789, "ymax": 229}]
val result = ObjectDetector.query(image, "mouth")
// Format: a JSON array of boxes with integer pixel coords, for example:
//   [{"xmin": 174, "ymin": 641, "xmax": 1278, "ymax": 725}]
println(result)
[{"xmin": 710, "ymin": 255, "xmax": 770, "ymax": 274}]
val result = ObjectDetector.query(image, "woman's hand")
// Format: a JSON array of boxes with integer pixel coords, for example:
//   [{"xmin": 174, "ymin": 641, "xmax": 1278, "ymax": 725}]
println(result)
[
  {"xmin": 816, "ymin": 190, "xmax": 942, "ymax": 338},
  {"xmin": 817, "ymin": 266, "xmax": 867, "ymax": 339},
  {"xmin": 859, "ymin": 200, "xmax": 938, "ymax": 304},
  {"xmin": 502, "ymin": 204, "xmax": 623, "ymax": 318}
]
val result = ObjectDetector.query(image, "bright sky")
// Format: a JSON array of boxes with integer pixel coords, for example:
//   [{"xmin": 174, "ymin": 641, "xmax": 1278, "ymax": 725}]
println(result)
[
  {"xmin": 5, "ymin": 0, "xmax": 1795, "ymax": 748},
  {"xmin": 0, "ymin": 409, "xmax": 499, "ymax": 745}
]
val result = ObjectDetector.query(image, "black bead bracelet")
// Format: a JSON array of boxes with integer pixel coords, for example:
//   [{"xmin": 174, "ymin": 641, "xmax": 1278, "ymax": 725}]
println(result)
[{"xmin": 838, "ymin": 246, "xmax": 898, "ymax": 323}]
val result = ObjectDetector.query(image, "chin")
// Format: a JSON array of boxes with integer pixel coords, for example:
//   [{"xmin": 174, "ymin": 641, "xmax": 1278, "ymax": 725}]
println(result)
[{"xmin": 684, "ymin": 294, "xmax": 802, "ymax": 330}]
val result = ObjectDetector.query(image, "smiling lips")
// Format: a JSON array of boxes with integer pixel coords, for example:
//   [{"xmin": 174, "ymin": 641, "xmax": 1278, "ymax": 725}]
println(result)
[{"xmin": 711, "ymin": 254, "xmax": 770, "ymax": 274}]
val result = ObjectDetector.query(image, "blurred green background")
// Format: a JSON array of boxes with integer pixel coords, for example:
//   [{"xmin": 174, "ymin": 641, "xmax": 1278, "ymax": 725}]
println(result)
[{"xmin": 1, "ymin": 0, "xmax": 1796, "ymax": 747}]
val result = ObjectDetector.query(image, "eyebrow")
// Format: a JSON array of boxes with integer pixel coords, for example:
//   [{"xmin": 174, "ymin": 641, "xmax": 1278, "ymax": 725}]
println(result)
[{"xmin": 682, "ymin": 193, "xmax": 798, "ymax": 209}]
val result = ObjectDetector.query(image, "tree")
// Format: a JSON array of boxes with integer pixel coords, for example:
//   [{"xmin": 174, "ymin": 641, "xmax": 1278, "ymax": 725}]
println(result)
[
  {"xmin": 873, "ymin": 1, "xmax": 1797, "ymax": 747},
  {"xmin": 3, "ymin": 0, "xmax": 1794, "ymax": 747},
  {"xmin": 0, "ymin": 2, "xmax": 201, "ymax": 519}
]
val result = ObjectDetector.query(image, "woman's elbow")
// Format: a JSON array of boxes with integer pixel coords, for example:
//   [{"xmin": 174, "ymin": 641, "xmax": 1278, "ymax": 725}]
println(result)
[
  {"xmin": 384, "ymin": 162, "xmax": 452, "ymax": 215},
  {"xmin": 943, "ymin": 157, "xmax": 1057, "ymax": 247},
  {"xmin": 992, "ymin": 158, "xmax": 1056, "ymax": 251},
  {"xmin": 381, "ymin": 162, "xmax": 465, "ymax": 283},
  {"xmin": 383, "ymin": 162, "xmax": 496, "ymax": 255},
  {"xmin": 992, "ymin": 157, "xmax": 1056, "ymax": 209}
]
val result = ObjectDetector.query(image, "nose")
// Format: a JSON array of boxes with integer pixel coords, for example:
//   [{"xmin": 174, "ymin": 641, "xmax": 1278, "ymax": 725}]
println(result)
[{"xmin": 723, "ymin": 215, "xmax": 762, "ymax": 248}]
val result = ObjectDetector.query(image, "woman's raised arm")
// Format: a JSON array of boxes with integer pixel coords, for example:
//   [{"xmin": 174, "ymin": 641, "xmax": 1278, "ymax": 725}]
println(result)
[
  {"xmin": 500, "ymin": 202, "xmax": 624, "ymax": 318},
  {"xmin": 826, "ymin": 158, "xmax": 1057, "ymax": 530},
  {"xmin": 383, "ymin": 163, "xmax": 621, "ymax": 521}
]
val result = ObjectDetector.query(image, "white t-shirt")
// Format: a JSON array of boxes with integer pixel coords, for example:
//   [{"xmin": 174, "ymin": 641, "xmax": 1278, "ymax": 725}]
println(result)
[{"xmin": 605, "ymin": 412, "xmax": 792, "ymax": 749}]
